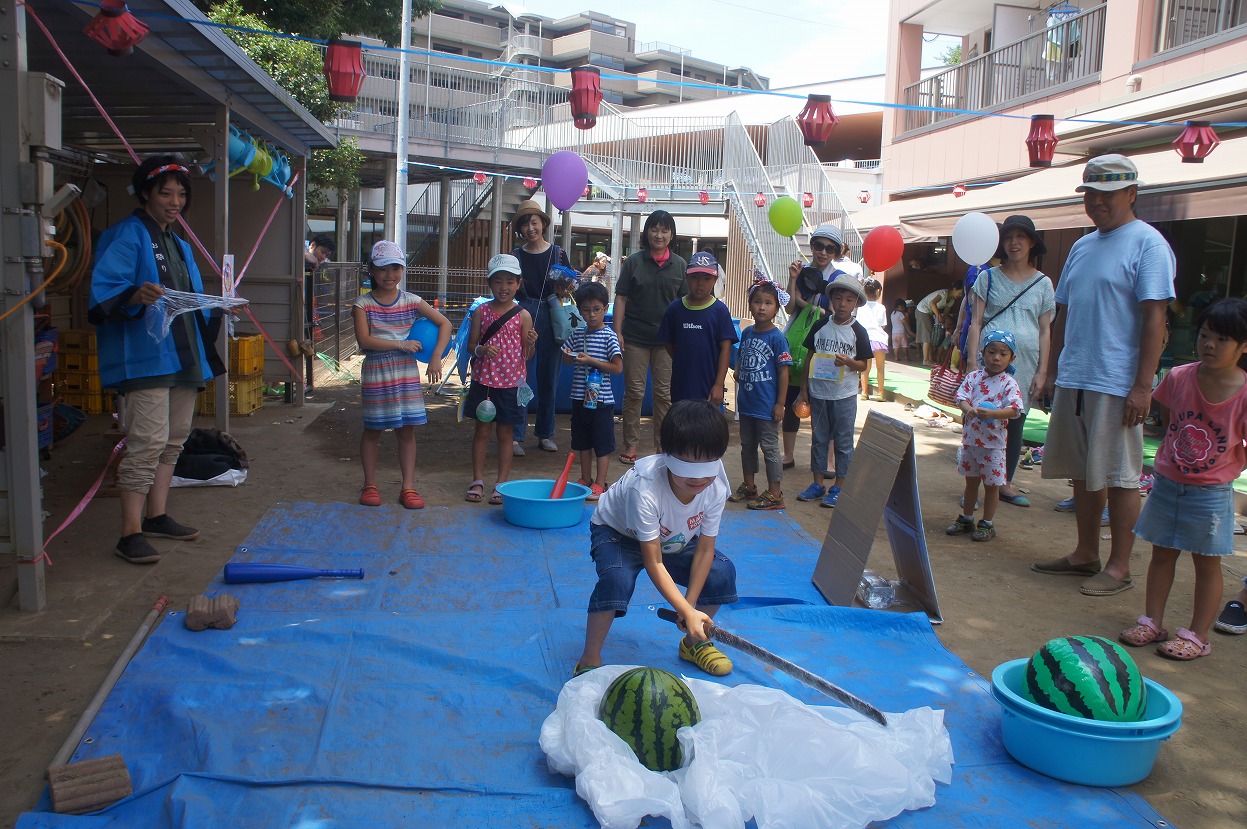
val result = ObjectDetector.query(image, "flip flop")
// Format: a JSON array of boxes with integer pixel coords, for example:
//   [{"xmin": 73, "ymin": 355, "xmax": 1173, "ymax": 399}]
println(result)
[
  {"xmin": 1156, "ymin": 628, "xmax": 1211, "ymax": 661},
  {"xmin": 1031, "ymin": 556, "xmax": 1101, "ymax": 576},
  {"xmin": 1120, "ymin": 616, "xmax": 1168, "ymax": 647},
  {"xmin": 1079, "ymin": 571, "xmax": 1134, "ymax": 596},
  {"xmin": 618, "ymin": 453, "xmax": 637, "ymax": 465},
  {"xmin": 465, "ymin": 480, "xmax": 485, "ymax": 503}
]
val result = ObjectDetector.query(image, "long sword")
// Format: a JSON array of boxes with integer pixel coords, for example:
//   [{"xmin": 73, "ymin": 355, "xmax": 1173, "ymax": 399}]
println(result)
[{"xmin": 656, "ymin": 608, "xmax": 888, "ymax": 726}]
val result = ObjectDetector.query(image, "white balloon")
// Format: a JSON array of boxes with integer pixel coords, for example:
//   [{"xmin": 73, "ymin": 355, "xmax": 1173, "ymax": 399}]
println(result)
[{"xmin": 951, "ymin": 212, "xmax": 1000, "ymax": 266}]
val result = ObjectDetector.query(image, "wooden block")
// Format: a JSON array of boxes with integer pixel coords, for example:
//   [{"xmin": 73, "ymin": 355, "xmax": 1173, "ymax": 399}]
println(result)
[
  {"xmin": 184, "ymin": 593, "xmax": 240, "ymax": 630},
  {"xmin": 47, "ymin": 754, "xmax": 132, "ymax": 815}
]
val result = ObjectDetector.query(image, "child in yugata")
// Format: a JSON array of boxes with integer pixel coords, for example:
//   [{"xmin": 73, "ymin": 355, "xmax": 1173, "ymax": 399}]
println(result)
[
  {"xmin": 352, "ymin": 240, "xmax": 452, "ymax": 509},
  {"xmin": 946, "ymin": 330, "xmax": 1024, "ymax": 542}
]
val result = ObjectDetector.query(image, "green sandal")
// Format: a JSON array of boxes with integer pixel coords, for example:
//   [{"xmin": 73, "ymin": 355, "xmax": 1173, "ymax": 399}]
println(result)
[
  {"xmin": 679, "ymin": 638, "xmax": 733, "ymax": 676},
  {"xmin": 573, "ymin": 663, "xmax": 599, "ymax": 677}
]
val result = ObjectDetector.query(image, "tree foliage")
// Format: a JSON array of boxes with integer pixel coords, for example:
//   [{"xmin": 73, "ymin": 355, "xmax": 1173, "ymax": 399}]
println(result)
[
  {"xmin": 938, "ymin": 44, "xmax": 962, "ymax": 66},
  {"xmin": 195, "ymin": 0, "xmax": 441, "ymax": 45}
]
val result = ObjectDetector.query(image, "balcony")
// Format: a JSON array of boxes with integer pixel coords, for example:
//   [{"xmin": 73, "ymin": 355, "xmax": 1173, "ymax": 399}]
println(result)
[
  {"xmin": 901, "ymin": 4, "xmax": 1106, "ymax": 135},
  {"xmin": 1155, "ymin": 0, "xmax": 1247, "ymax": 53}
]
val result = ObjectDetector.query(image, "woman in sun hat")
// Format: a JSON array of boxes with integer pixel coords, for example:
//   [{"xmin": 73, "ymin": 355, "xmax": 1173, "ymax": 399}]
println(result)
[{"xmin": 509, "ymin": 199, "xmax": 571, "ymax": 456}]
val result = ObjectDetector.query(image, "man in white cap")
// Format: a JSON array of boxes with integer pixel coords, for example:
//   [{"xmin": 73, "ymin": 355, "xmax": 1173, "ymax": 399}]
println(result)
[{"xmin": 1033, "ymin": 154, "xmax": 1175, "ymax": 597}]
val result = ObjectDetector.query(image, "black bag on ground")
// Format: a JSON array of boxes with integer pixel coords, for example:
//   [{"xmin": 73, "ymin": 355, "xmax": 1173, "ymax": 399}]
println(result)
[{"xmin": 174, "ymin": 428, "xmax": 249, "ymax": 481}]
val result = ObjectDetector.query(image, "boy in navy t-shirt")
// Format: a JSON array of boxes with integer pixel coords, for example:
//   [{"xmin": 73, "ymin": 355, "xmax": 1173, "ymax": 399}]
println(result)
[{"xmin": 659, "ymin": 251, "xmax": 738, "ymax": 404}]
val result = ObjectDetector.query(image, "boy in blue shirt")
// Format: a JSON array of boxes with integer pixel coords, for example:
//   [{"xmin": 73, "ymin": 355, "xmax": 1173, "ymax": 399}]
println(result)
[
  {"xmin": 659, "ymin": 251, "xmax": 738, "ymax": 405},
  {"xmin": 575, "ymin": 400, "xmax": 737, "ymax": 677},
  {"xmin": 561, "ymin": 281, "xmax": 623, "ymax": 500}
]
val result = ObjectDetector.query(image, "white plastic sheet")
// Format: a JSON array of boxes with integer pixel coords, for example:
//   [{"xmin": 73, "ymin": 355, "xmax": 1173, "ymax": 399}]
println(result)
[{"xmin": 540, "ymin": 665, "xmax": 953, "ymax": 829}]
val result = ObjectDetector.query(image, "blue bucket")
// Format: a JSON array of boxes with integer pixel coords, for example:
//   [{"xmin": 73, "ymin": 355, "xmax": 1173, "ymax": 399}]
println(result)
[
  {"xmin": 495, "ymin": 479, "xmax": 591, "ymax": 529},
  {"xmin": 991, "ymin": 658, "xmax": 1182, "ymax": 787}
]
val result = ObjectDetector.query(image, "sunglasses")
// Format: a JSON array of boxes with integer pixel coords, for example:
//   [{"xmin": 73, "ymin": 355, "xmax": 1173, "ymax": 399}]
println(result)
[{"xmin": 810, "ymin": 241, "xmax": 839, "ymax": 253}]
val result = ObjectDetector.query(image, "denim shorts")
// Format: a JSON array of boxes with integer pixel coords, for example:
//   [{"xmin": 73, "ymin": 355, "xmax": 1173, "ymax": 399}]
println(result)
[
  {"xmin": 1134, "ymin": 472, "xmax": 1236, "ymax": 556},
  {"xmin": 586, "ymin": 522, "xmax": 738, "ymax": 616}
]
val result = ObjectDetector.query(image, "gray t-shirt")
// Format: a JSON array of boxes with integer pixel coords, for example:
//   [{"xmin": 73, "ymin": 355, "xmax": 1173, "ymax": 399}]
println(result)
[{"xmin": 973, "ymin": 268, "xmax": 1055, "ymax": 412}]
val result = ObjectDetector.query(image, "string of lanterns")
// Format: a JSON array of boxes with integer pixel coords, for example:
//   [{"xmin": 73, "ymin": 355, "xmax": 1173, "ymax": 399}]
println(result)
[{"xmin": 83, "ymin": 5, "xmax": 1228, "ymax": 173}]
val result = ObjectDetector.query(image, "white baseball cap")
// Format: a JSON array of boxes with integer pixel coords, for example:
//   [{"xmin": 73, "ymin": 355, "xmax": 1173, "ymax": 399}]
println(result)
[
  {"xmin": 487, "ymin": 253, "xmax": 522, "ymax": 277},
  {"xmin": 370, "ymin": 239, "xmax": 405, "ymax": 267}
]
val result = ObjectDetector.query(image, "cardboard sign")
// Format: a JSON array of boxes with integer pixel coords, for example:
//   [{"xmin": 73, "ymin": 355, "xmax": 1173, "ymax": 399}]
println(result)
[{"xmin": 811, "ymin": 410, "xmax": 943, "ymax": 623}]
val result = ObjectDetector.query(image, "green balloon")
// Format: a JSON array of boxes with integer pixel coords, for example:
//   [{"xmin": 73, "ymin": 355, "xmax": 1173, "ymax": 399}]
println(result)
[
  {"xmin": 768, "ymin": 196, "xmax": 803, "ymax": 238},
  {"xmin": 476, "ymin": 399, "xmax": 497, "ymax": 422}
]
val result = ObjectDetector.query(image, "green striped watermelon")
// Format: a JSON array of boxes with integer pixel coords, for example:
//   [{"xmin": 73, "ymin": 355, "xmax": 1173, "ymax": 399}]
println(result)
[
  {"xmin": 1025, "ymin": 636, "xmax": 1147, "ymax": 722},
  {"xmin": 597, "ymin": 667, "xmax": 701, "ymax": 771}
]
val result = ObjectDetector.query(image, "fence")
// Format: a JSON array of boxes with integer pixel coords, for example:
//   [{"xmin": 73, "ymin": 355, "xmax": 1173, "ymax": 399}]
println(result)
[
  {"xmin": 902, "ymin": 4, "xmax": 1106, "ymax": 133},
  {"xmin": 310, "ymin": 263, "xmax": 363, "ymax": 368}
]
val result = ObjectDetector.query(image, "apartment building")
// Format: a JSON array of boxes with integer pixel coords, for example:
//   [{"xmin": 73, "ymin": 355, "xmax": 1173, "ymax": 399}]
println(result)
[
  {"xmin": 854, "ymin": 0, "xmax": 1246, "ymax": 362},
  {"xmin": 414, "ymin": 0, "xmax": 767, "ymax": 107}
]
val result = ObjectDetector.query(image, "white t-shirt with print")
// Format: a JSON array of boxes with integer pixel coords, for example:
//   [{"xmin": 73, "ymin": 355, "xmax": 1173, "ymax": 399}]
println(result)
[
  {"xmin": 804, "ymin": 318, "xmax": 871, "ymax": 402},
  {"xmin": 591, "ymin": 454, "xmax": 729, "ymax": 553}
]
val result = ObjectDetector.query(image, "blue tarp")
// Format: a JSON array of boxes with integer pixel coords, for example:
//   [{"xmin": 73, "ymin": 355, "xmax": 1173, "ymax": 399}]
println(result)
[{"xmin": 20, "ymin": 504, "xmax": 1172, "ymax": 828}]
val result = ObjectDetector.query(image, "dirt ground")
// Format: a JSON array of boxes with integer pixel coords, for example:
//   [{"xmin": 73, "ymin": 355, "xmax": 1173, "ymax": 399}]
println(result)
[{"xmin": 2, "ymin": 364, "xmax": 1244, "ymax": 829}]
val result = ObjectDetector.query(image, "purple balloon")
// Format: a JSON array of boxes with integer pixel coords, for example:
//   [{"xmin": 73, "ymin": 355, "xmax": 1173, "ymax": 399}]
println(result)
[{"xmin": 541, "ymin": 151, "xmax": 588, "ymax": 212}]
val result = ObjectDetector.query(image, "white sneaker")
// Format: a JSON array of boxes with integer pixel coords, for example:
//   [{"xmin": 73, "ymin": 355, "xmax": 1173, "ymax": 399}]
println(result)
[
  {"xmin": 512, "ymin": 442, "xmax": 526, "ymax": 457},
  {"xmin": 539, "ymin": 438, "xmax": 558, "ymax": 452}
]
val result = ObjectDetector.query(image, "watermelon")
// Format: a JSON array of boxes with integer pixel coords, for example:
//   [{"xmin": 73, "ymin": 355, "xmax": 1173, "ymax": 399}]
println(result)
[
  {"xmin": 1025, "ymin": 636, "xmax": 1147, "ymax": 722},
  {"xmin": 597, "ymin": 667, "xmax": 701, "ymax": 771}
]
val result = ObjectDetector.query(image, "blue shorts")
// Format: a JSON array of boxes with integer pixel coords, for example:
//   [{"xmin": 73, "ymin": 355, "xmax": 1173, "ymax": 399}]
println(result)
[
  {"xmin": 586, "ymin": 522, "xmax": 737, "ymax": 616},
  {"xmin": 465, "ymin": 382, "xmax": 524, "ymax": 425},
  {"xmin": 570, "ymin": 401, "xmax": 616, "ymax": 457},
  {"xmin": 1134, "ymin": 472, "xmax": 1236, "ymax": 556}
]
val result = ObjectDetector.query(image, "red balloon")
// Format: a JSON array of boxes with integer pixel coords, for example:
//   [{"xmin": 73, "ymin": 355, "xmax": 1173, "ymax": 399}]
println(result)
[{"xmin": 862, "ymin": 225, "xmax": 904, "ymax": 273}]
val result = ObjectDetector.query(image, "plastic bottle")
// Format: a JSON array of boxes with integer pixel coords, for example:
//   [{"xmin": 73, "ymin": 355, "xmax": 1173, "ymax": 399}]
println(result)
[
  {"xmin": 584, "ymin": 368, "xmax": 602, "ymax": 410},
  {"xmin": 856, "ymin": 569, "xmax": 896, "ymax": 609}
]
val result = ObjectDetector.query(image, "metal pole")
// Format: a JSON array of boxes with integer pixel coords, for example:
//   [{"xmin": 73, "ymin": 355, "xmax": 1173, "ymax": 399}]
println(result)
[
  {"xmin": 489, "ymin": 179, "xmax": 503, "ymax": 256},
  {"xmin": 609, "ymin": 201, "xmax": 623, "ymax": 301},
  {"xmin": 395, "ymin": 0, "xmax": 412, "ymax": 243},
  {"xmin": 0, "ymin": 0, "xmax": 44, "ymax": 610},
  {"xmin": 214, "ymin": 106, "xmax": 230, "ymax": 433},
  {"xmin": 438, "ymin": 177, "xmax": 450, "ymax": 306}
]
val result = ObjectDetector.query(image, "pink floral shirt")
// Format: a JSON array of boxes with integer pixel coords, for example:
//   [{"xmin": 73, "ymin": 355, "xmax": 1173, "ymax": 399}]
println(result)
[{"xmin": 956, "ymin": 369, "xmax": 1023, "ymax": 451}]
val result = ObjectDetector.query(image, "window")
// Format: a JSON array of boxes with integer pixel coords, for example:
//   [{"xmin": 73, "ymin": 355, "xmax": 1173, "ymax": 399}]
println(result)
[
  {"xmin": 434, "ymin": 43, "xmax": 463, "ymax": 55},
  {"xmin": 468, "ymin": 50, "xmax": 483, "ymax": 58},
  {"xmin": 470, "ymin": 16, "xmax": 485, "ymax": 24},
  {"xmin": 1156, "ymin": 0, "xmax": 1247, "ymax": 51}
]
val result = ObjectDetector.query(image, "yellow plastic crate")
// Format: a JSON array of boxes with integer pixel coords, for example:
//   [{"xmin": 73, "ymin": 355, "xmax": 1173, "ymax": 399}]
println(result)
[
  {"xmin": 59, "ymin": 329, "xmax": 97, "ymax": 352},
  {"xmin": 56, "ymin": 371, "xmax": 100, "ymax": 395},
  {"xmin": 61, "ymin": 351, "xmax": 99, "ymax": 373},
  {"xmin": 62, "ymin": 391, "xmax": 113, "ymax": 415},
  {"xmin": 229, "ymin": 334, "xmax": 265, "ymax": 378},
  {"xmin": 197, "ymin": 376, "xmax": 264, "ymax": 416}
]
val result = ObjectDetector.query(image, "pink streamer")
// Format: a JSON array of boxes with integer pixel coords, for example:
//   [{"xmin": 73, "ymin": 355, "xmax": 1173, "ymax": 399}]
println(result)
[{"xmin": 37, "ymin": 437, "xmax": 128, "ymax": 567}]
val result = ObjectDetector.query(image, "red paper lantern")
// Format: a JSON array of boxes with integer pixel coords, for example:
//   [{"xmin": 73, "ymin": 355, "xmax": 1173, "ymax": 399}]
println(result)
[
  {"xmin": 83, "ymin": 0, "xmax": 149, "ymax": 57},
  {"xmin": 583, "ymin": 184, "xmax": 591, "ymax": 198},
  {"xmin": 857, "ymin": 189, "xmax": 871, "ymax": 204},
  {"xmin": 523, "ymin": 176, "xmax": 537, "ymax": 190},
  {"xmin": 802, "ymin": 192, "xmax": 815, "ymax": 208},
  {"xmin": 754, "ymin": 192, "xmax": 766, "ymax": 208},
  {"xmin": 569, "ymin": 65, "xmax": 604, "ymax": 130},
  {"xmin": 1173, "ymin": 120, "xmax": 1219, "ymax": 163},
  {"xmin": 1025, "ymin": 114, "xmax": 1058, "ymax": 168},
  {"xmin": 796, "ymin": 94, "xmax": 839, "ymax": 146},
  {"xmin": 324, "ymin": 39, "xmax": 366, "ymax": 103},
  {"xmin": 698, "ymin": 190, "xmax": 709, "ymax": 205},
  {"xmin": 637, "ymin": 188, "xmax": 647, "ymax": 203},
  {"xmin": 952, "ymin": 184, "xmax": 967, "ymax": 198},
  {"xmin": 473, "ymin": 171, "xmax": 487, "ymax": 185}
]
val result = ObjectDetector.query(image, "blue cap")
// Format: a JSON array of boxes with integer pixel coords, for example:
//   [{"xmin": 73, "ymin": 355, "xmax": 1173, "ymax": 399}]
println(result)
[{"xmin": 687, "ymin": 251, "xmax": 719, "ymax": 275}]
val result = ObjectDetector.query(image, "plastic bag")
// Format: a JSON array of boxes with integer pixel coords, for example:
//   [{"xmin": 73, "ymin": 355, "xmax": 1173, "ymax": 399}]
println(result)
[
  {"xmin": 145, "ymin": 289, "xmax": 249, "ymax": 342},
  {"xmin": 540, "ymin": 665, "xmax": 953, "ymax": 829}
]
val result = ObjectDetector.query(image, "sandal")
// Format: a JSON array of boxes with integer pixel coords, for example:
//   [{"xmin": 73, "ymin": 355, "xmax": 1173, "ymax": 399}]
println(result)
[
  {"xmin": 1119, "ymin": 616, "xmax": 1168, "ymax": 647},
  {"xmin": 585, "ymin": 482, "xmax": 606, "ymax": 502},
  {"xmin": 465, "ymin": 480, "xmax": 485, "ymax": 503},
  {"xmin": 573, "ymin": 663, "xmax": 599, "ymax": 677},
  {"xmin": 1156, "ymin": 628, "xmax": 1211, "ymax": 661},
  {"xmin": 618, "ymin": 452, "xmax": 637, "ymax": 465},
  {"xmin": 488, "ymin": 489, "xmax": 504, "ymax": 506},
  {"xmin": 400, "ymin": 488, "xmax": 425, "ymax": 509},
  {"xmin": 728, "ymin": 482, "xmax": 758, "ymax": 503},
  {"xmin": 359, "ymin": 485, "xmax": 382, "ymax": 507},
  {"xmin": 679, "ymin": 638, "xmax": 733, "ymax": 676}
]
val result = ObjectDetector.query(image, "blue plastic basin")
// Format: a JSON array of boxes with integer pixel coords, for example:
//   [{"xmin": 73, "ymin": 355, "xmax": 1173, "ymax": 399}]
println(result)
[
  {"xmin": 991, "ymin": 658, "xmax": 1182, "ymax": 787},
  {"xmin": 495, "ymin": 479, "xmax": 591, "ymax": 529}
]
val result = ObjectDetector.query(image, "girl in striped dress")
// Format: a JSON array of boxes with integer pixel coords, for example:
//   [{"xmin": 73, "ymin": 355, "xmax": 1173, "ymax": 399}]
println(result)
[{"xmin": 352, "ymin": 240, "xmax": 451, "ymax": 509}]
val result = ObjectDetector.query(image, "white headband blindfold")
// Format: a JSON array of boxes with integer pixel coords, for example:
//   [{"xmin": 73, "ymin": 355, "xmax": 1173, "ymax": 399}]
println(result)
[{"xmin": 664, "ymin": 455, "xmax": 722, "ymax": 478}]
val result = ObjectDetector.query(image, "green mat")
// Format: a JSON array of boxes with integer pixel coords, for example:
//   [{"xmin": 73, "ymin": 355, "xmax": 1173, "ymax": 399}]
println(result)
[{"xmin": 882, "ymin": 364, "xmax": 1246, "ymax": 496}]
